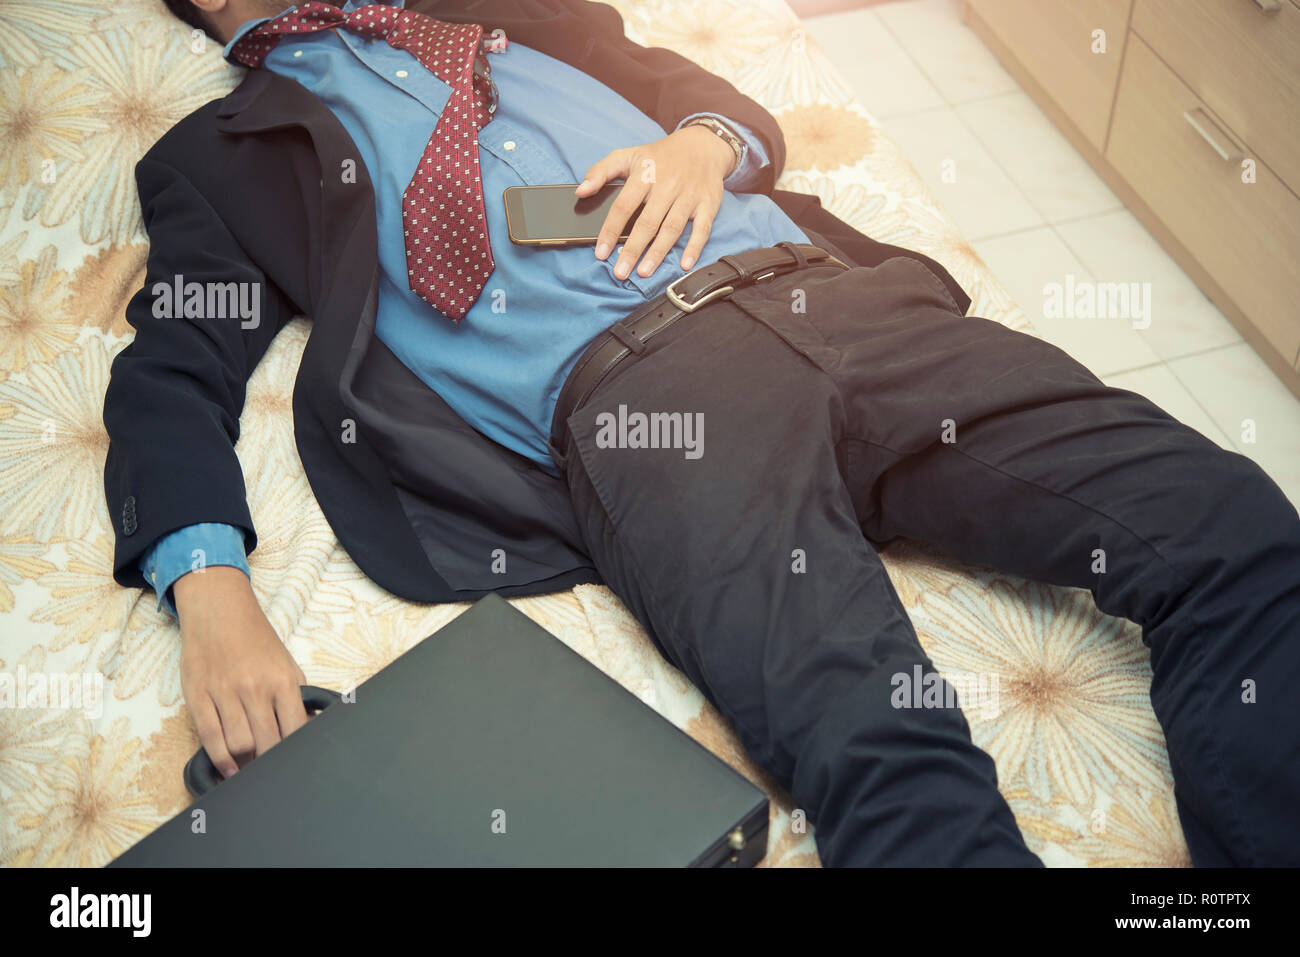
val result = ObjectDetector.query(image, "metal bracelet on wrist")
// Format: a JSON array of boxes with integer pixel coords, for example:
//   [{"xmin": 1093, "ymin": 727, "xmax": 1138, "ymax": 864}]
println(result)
[{"xmin": 683, "ymin": 117, "xmax": 745, "ymax": 174}]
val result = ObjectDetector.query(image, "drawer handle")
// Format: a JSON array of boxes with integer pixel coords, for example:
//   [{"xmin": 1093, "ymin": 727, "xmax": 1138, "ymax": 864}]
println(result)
[
  {"xmin": 1183, "ymin": 108, "xmax": 1242, "ymax": 162},
  {"xmin": 1248, "ymin": 0, "xmax": 1282, "ymax": 13}
]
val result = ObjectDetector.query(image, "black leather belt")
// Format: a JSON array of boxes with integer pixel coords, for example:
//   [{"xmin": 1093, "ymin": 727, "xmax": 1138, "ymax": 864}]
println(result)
[{"xmin": 547, "ymin": 241, "xmax": 850, "ymax": 468}]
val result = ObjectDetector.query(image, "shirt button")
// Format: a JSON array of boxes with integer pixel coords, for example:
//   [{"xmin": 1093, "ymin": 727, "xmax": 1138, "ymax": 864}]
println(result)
[
  {"xmin": 293, "ymin": 50, "xmax": 303, "ymax": 58},
  {"xmin": 503, "ymin": 140, "xmax": 516, "ymax": 151},
  {"xmin": 395, "ymin": 69, "xmax": 409, "ymax": 78}
]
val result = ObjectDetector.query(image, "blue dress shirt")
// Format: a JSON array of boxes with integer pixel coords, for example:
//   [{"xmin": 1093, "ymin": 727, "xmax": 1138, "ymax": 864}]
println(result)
[{"xmin": 141, "ymin": 0, "xmax": 810, "ymax": 616}]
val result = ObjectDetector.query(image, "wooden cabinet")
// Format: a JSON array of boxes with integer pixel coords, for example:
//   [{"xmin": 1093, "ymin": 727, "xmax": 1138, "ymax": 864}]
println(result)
[
  {"xmin": 964, "ymin": 0, "xmax": 1300, "ymax": 391},
  {"xmin": 1109, "ymin": 33, "xmax": 1300, "ymax": 366},
  {"xmin": 1133, "ymin": 0, "xmax": 1300, "ymax": 192},
  {"xmin": 963, "ymin": 0, "xmax": 1130, "ymax": 149}
]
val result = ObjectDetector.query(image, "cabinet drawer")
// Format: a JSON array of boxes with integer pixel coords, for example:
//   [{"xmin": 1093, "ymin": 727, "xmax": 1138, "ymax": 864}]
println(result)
[
  {"xmin": 1108, "ymin": 34, "xmax": 1300, "ymax": 365},
  {"xmin": 1132, "ymin": 0, "xmax": 1300, "ymax": 194},
  {"xmin": 965, "ymin": 0, "xmax": 1131, "ymax": 149}
]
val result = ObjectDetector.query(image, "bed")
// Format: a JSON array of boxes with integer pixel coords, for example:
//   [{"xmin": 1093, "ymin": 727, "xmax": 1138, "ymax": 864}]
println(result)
[{"xmin": 0, "ymin": 0, "xmax": 1189, "ymax": 867}]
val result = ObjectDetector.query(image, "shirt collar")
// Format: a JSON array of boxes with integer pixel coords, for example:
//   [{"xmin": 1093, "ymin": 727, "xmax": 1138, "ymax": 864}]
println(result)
[{"xmin": 222, "ymin": 0, "xmax": 407, "ymax": 65}]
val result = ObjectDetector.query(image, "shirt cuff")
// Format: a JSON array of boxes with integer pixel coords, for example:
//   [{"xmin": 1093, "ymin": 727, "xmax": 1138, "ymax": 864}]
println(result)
[
  {"xmin": 676, "ymin": 112, "xmax": 771, "ymax": 192},
  {"xmin": 138, "ymin": 522, "xmax": 251, "ymax": 619}
]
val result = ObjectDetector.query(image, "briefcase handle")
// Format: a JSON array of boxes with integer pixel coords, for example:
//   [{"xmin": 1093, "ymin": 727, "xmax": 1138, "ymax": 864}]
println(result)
[{"xmin": 182, "ymin": 685, "xmax": 342, "ymax": 799}]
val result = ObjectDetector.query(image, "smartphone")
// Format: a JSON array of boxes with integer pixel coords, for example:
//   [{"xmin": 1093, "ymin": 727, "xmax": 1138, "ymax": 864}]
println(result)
[{"xmin": 503, "ymin": 183, "xmax": 644, "ymax": 246}]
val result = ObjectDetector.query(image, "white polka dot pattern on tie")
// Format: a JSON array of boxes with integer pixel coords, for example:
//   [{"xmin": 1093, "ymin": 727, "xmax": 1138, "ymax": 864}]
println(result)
[{"xmin": 229, "ymin": 3, "xmax": 498, "ymax": 322}]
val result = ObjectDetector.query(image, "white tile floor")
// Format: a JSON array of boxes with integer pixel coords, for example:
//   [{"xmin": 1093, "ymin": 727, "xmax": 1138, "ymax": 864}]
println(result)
[{"xmin": 801, "ymin": 0, "xmax": 1300, "ymax": 507}]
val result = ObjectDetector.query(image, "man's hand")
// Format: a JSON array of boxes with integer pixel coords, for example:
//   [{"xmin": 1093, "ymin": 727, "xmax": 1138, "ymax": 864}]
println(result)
[
  {"xmin": 174, "ymin": 566, "xmax": 309, "ymax": 780},
  {"xmin": 577, "ymin": 125, "xmax": 737, "ymax": 281}
]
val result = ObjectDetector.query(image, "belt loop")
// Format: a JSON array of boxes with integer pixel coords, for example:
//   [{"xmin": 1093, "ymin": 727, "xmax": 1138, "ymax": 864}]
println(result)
[
  {"xmin": 607, "ymin": 320, "xmax": 647, "ymax": 355},
  {"xmin": 776, "ymin": 241, "xmax": 809, "ymax": 271},
  {"xmin": 718, "ymin": 253, "xmax": 749, "ymax": 282}
]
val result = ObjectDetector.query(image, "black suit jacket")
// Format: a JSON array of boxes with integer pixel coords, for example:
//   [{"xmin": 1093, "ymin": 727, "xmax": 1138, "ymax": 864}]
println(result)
[{"xmin": 103, "ymin": 0, "xmax": 969, "ymax": 604}]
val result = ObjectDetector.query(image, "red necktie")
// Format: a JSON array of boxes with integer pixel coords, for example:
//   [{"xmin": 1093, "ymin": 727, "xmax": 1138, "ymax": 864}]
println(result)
[{"xmin": 230, "ymin": 2, "xmax": 497, "ymax": 322}]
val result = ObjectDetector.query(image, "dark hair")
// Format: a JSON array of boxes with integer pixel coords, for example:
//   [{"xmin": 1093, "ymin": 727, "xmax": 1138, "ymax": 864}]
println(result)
[{"xmin": 161, "ymin": 0, "xmax": 213, "ymax": 35}]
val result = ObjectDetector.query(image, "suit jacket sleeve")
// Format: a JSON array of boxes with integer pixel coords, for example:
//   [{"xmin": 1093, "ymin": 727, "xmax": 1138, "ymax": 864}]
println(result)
[{"xmin": 102, "ymin": 155, "xmax": 293, "ymax": 591}]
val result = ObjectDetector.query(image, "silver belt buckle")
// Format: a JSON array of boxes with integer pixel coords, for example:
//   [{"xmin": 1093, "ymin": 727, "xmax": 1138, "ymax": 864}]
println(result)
[{"xmin": 664, "ymin": 269, "xmax": 734, "ymax": 314}]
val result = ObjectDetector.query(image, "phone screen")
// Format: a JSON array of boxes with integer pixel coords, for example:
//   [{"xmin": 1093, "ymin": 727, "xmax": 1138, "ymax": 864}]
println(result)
[{"xmin": 505, "ymin": 184, "xmax": 643, "ymax": 245}]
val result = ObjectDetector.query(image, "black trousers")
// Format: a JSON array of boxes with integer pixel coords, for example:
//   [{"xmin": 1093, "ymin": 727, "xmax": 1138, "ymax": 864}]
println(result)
[{"xmin": 551, "ymin": 256, "xmax": 1300, "ymax": 867}]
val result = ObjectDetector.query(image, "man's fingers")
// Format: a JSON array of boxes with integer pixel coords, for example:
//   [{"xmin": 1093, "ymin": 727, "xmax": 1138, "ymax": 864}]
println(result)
[
  {"xmin": 680, "ymin": 197, "xmax": 720, "ymax": 271},
  {"xmin": 192, "ymin": 696, "xmax": 239, "ymax": 780},
  {"xmin": 576, "ymin": 148, "xmax": 630, "ymax": 197},
  {"xmin": 239, "ymin": 682, "xmax": 284, "ymax": 759},
  {"xmin": 595, "ymin": 178, "xmax": 649, "ymax": 262},
  {"xmin": 637, "ymin": 196, "xmax": 695, "ymax": 278},
  {"xmin": 613, "ymin": 189, "xmax": 673, "ymax": 279},
  {"xmin": 213, "ymin": 691, "xmax": 256, "ymax": 769},
  {"xmin": 274, "ymin": 681, "xmax": 310, "ymax": 739}
]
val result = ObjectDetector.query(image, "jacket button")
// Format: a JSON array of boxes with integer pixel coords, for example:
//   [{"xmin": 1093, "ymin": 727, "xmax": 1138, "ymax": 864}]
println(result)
[{"xmin": 122, "ymin": 495, "xmax": 138, "ymax": 536}]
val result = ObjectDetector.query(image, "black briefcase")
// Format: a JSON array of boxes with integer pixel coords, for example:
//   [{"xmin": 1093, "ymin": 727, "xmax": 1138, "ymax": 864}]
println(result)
[{"xmin": 111, "ymin": 593, "xmax": 769, "ymax": 867}]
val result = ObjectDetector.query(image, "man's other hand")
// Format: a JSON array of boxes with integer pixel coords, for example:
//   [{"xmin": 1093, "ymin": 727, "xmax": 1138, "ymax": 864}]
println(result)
[
  {"xmin": 578, "ymin": 125, "xmax": 736, "ymax": 280},
  {"xmin": 174, "ymin": 566, "xmax": 309, "ymax": 780}
]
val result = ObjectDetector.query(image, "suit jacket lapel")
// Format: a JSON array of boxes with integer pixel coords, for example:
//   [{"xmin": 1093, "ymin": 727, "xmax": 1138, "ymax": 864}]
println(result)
[{"xmin": 216, "ymin": 69, "xmax": 403, "ymax": 506}]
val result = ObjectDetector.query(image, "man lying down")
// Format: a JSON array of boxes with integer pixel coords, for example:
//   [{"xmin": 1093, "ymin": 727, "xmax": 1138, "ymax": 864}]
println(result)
[{"xmin": 102, "ymin": 0, "xmax": 1300, "ymax": 866}]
